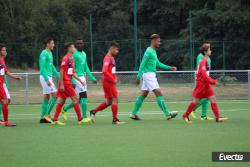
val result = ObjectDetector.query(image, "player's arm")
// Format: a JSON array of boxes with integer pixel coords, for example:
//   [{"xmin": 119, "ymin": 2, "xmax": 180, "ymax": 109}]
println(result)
[
  {"xmin": 6, "ymin": 71, "xmax": 22, "ymax": 80},
  {"xmin": 85, "ymin": 61, "xmax": 97, "ymax": 83},
  {"xmin": 102, "ymin": 59, "xmax": 116, "ymax": 84},
  {"xmin": 59, "ymin": 68, "xmax": 65, "ymax": 91},
  {"xmin": 156, "ymin": 59, "xmax": 176, "ymax": 71},
  {"xmin": 196, "ymin": 54, "xmax": 203, "ymax": 69},
  {"xmin": 137, "ymin": 53, "xmax": 150, "ymax": 81},
  {"xmin": 200, "ymin": 61, "xmax": 217, "ymax": 85},
  {"xmin": 39, "ymin": 54, "xmax": 49, "ymax": 82},
  {"xmin": 52, "ymin": 65, "xmax": 60, "ymax": 79}
]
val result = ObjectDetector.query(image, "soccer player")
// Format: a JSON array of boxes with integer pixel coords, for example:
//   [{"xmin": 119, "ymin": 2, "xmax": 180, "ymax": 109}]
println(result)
[
  {"xmin": 89, "ymin": 42, "xmax": 124, "ymax": 125},
  {"xmin": 52, "ymin": 42, "xmax": 90, "ymax": 125},
  {"xmin": 190, "ymin": 41, "xmax": 214, "ymax": 121},
  {"xmin": 129, "ymin": 34, "xmax": 178, "ymax": 121},
  {"xmin": 61, "ymin": 39, "xmax": 97, "ymax": 121},
  {"xmin": 39, "ymin": 38, "xmax": 60, "ymax": 123},
  {"xmin": 182, "ymin": 44, "xmax": 228, "ymax": 123},
  {"xmin": 0, "ymin": 43, "xmax": 22, "ymax": 127}
]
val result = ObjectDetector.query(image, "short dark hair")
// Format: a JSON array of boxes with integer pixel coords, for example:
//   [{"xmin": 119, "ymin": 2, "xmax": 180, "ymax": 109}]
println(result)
[
  {"xmin": 150, "ymin": 34, "xmax": 160, "ymax": 40},
  {"xmin": 44, "ymin": 37, "xmax": 54, "ymax": 46},
  {"xmin": 200, "ymin": 41, "xmax": 210, "ymax": 54},
  {"xmin": 0, "ymin": 43, "xmax": 6, "ymax": 51},
  {"xmin": 109, "ymin": 41, "xmax": 120, "ymax": 49},
  {"xmin": 64, "ymin": 42, "xmax": 74, "ymax": 50}
]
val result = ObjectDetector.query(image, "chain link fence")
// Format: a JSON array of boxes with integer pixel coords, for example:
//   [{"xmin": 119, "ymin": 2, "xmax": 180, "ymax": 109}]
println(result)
[{"xmin": 7, "ymin": 70, "xmax": 250, "ymax": 105}]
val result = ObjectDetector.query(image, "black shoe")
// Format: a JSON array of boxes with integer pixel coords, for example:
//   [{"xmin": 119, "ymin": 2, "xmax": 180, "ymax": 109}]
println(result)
[
  {"xmin": 40, "ymin": 118, "xmax": 51, "ymax": 123},
  {"xmin": 112, "ymin": 118, "xmax": 125, "ymax": 125},
  {"xmin": 166, "ymin": 111, "xmax": 179, "ymax": 120},
  {"xmin": 129, "ymin": 114, "xmax": 142, "ymax": 120}
]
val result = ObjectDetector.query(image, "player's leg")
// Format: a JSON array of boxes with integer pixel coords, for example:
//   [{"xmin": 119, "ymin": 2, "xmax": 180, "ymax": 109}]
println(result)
[
  {"xmin": 111, "ymin": 97, "xmax": 125, "ymax": 125},
  {"xmin": 1, "ymin": 98, "xmax": 16, "ymax": 127},
  {"xmin": 200, "ymin": 99, "xmax": 214, "ymax": 120},
  {"xmin": 130, "ymin": 90, "xmax": 149, "ymax": 120},
  {"xmin": 153, "ymin": 89, "xmax": 178, "ymax": 120},
  {"xmin": 47, "ymin": 92, "xmax": 57, "ymax": 115},
  {"xmin": 52, "ymin": 98, "xmax": 66, "ymax": 125},
  {"xmin": 183, "ymin": 98, "xmax": 200, "ymax": 123},
  {"xmin": 208, "ymin": 96, "xmax": 228, "ymax": 122},
  {"xmin": 0, "ymin": 103, "xmax": 3, "ymax": 123},
  {"xmin": 40, "ymin": 94, "xmax": 50, "ymax": 123}
]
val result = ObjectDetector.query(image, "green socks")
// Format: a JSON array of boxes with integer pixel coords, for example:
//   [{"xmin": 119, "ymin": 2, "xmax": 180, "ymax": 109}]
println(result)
[
  {"xmin": 0, "ymin": 103, "xmax": 2, "ymax": 120},
  {"xmin": 80, "ymin": 98, "xmax": 88, "ymax": 118},
  {"xmin": 132, "ymin": 96, "xmax": 145, "ymax": 115},
  {"xmin": 40, "ymin": 99, "xmax": 49, "ymax": 118},
  {"xmin": 201, "ymin": 99, "xmax": 209, "ymax": 117},
  {"xmin": 62, "ymin": 98, "xmax": 88, "ymax": 118},
  {"xmin": 63, "ymin": 102, "xmax": 74, "ymax": 112},
  {"xmin": 47, "ymin": 97, "xmax": 57, "ymax": 115},
  {"xmin": 156, "ymin": 96, "xmax": 171, "ymax": 116}
]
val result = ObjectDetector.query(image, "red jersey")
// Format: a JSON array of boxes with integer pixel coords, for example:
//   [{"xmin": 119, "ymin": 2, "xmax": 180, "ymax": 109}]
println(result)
[
  {"xmin": 60, "ymin": 54, "xmax": 75, "ymax": 85},
  {"xmin": 196, "ymin": 58, "xmax": 216, "ymax": 85},
  {"xmin": 102, "ymin": 53, "xmax": 117, "ymax": 84},
  {"xmin": 0, "ymin": 58, "xmax": 7, "ymax": 85}
]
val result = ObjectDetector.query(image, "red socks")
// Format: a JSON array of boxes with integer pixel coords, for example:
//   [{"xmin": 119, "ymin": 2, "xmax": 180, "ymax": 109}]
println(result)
[
  {"xmin": 111, "ymin": 103, "xmax": 118, "ymax": 119},
  {"xmin": 94, "ymin": 102, "xmax": 109, "ymax": 113},
  {"xmin": 211, "ymin": 103, "xmax": 220, "ymax": 119},
  {"xmin": 183, "ymin": 101, "xmax": 196, "ymax": 117},
  {"xmin": 53, "ymin": 103, "xmax": 63, "ymax": 121},
  {"xmin": 73, "ymin": 103, "xmax": 82, "ymax": 121},
  {"xmin": 2, "ymin": 104, "xmax": 8, "ymax": 122}
]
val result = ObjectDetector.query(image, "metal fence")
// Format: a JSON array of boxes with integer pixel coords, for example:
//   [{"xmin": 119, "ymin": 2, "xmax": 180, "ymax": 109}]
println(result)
[{"xmin": 8, "ymin": 70, "xmax": 250, "ymax": 105}]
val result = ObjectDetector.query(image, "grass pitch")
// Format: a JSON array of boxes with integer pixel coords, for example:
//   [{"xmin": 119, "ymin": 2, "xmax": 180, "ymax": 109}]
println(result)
[{"xmin": 0, "ymin": 100, "xmax": 250, "ymax": 167}]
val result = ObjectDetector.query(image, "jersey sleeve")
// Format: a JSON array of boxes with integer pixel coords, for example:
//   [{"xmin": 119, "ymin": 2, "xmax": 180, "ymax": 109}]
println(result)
[
  {"xmin": 200, "ymin": 60, "xmax": 217, "ymax": 85},
  {"xmin": 196, "ymin": 54, "xmax": 203, "ymax": 69},
  {"xmin": 39, "ymin": 52, "xmax": 49, "ymax": 81},
  {"xmin": 156, "ymin": 58, "xmax": 171, "ymax": 70},
  {"xmin": 137, "ymin": 51, "xmax": 151, "ymax": 80},
  {"xmin": 52, "ymin": 65, "xmax": 60, "ymax": 79},
  {"xmin": 4, "ymin": 74, "xmax": 9, "ymax": 89},
  {"xmin": 102, "ymin": 57, "xmax": 115, "ymax": 83},
  {"xmin": 85, "ymin": 62, "xmax": 96, "ymax": 81}
]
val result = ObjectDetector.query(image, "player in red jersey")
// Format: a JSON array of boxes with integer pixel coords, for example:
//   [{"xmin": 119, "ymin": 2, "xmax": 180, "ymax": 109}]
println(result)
[
  {"xmin": 90, "ymin": 42, "xmax": 124, "ymax": 125},
  {"xmin": 51, "ymin": 42, "xmax": 90, "ymax": 125},
  {"xmin": 0, "ymin": 43, "xmax": 22, "ymax": 127},
  {"xmin": 183, "ymin": 44, "xmax": 228, "ymax": 123}
]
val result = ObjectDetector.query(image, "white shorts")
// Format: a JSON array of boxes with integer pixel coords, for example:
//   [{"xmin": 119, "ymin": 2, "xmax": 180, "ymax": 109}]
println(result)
[
  {"xmin": 3, "ymin": 83, "xmax": 10, "ymax": 99},
  {"xmin": 74, "ymin": 76, "xmax": 87, "ymax": 94},
  {"xmin": 141, "ymin": 72, "xmax": 160, "ymax": 91},
  {"xmin": 39, "ymin": 75, "xmax": 57, "ymax": 95}
]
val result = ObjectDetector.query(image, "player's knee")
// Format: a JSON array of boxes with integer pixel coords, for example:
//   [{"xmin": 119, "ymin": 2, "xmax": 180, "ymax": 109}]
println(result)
[{"xmin": 79, "ymin": 92, "xmax": 87, "ymax": 98}]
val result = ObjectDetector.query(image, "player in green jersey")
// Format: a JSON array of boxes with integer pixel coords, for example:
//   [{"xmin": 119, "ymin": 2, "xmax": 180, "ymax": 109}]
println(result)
[
  {"xmin": 61, "ymin": 38, "xmax": 96, "ymax": 122},
  {"xmin": 191, "ymin": 41, "xmax": 214, "ymax": 121},
  {"xmin": 130, "ymin": 34, "xmax": 178, "ymax": 121},
  {"xmin": 39, "ymin": 38, "xmax": 60, "ymax": 123}
]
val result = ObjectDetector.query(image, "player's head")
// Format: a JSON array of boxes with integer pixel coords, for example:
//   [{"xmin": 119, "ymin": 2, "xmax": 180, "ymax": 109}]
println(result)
[
  {"xmin": 44, "ymin": 37, "xmax": 55, "ymax": 50},
  {"xmin": 109, "ymin": 41, "xmax": 120, "ymax": 57},
  {"xmin": 65, "ymin": 42, "xmax": 75, "ymax": 54},
  {"xmin": 200, "ymin": 44, "xmax": 212, "ymax": 56},
  {"xmin": 150, "ymin": 34, "xmax": 161, "ymax": 49},
  {"xmin": 200, "ymin": 41, "xmax": 211, "ymax": 55},
  {"xmin": 0, "ymin": 43, "xmax": 7, "ymax": 57},
  {"xmin": 75, "ymin": 38, "xmax": 84, "ymax": 51}
]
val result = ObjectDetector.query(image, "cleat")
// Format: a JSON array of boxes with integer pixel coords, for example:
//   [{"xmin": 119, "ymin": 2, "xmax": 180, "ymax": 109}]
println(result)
[
  {"xmin": 201, "ymin": 116, "xmax": 214, "ymax": 121},
  {"xmin": 61, "ymin": 109, "xmax": 68, "ymax": 121},
  {"xmin": 216, "ymin": 117, "xmax": 228, "ymax": 122},
  {"xmin": 191, "ymin": 111, "xmax": 197, "ymax": 119},
  {"xmin": 5, "ymin": 121, "xmax": 16, "ymax": 127},
  {"xmin": 52, "ymin": 120, "xmax": 65, "ymax": 126},
  {"xmin": 44, "ymin": 115, "xmax": 53, "ymax": 123},
  {"xmin": 78, "ymin": 118, "xmax": 92, "ymax": 125},
  {"xmin": 166, "ymin": 111, "xmax": 179, "ymax": 120},
  {"xmin": 129, "ymin": 114, "xmax": 142, "ymax": 120},
  {"xmin": 0, "ymin": 120, "xmax": 5, "ymax": 126},
  {"xmin": 112, "ymin": 118, "xmax": 125, "ymax": 125},
  {"xmin": 183, "ymin": 116, "xmax": 192, "ymax": 124},
  {"xmin": 89, "ymin": 110, "xmax": 96, "ymax": 123},
  {"xmin": 40, "ymin": 118, "xmax": 51, "ymax": 123}
]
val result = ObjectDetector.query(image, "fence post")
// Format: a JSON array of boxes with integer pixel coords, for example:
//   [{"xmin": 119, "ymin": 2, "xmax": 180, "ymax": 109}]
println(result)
[
  {"xmin": 248, "ymin": 70, "xmax": 250, "ymax": 100},
  {"xmin": 193, "ymin": 70, "xmax": 197, "ymax": 85},
  {"xmin": 25, "ymin": 73, "xmax": 29, "ymax": 104}
]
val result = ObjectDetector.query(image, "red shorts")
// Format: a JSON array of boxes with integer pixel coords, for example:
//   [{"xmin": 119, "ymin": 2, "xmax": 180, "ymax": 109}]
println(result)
[
  {"xmin": 193, "ymin": 82, "xmax": 214, "ymax": 98},
  {"xmin": 102, "ymin": 81, "xmax": 118, "ymax": 98},
  {"xmin": 57, "ymin": 84, "xmax": 76, "ymax": 99},
  {"xmin": 0, "ymin": 84, "xmax": 7, "ymax": 100}
]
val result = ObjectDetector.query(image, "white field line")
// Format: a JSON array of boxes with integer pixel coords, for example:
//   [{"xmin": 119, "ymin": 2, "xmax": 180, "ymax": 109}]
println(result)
[{"xmin": 7, "ymin": 109, "xmax": 250, "ymax": 120}]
